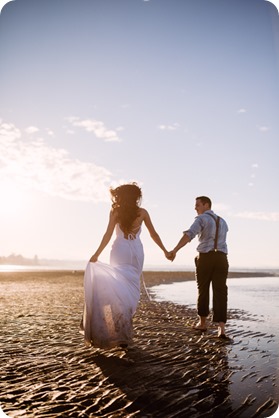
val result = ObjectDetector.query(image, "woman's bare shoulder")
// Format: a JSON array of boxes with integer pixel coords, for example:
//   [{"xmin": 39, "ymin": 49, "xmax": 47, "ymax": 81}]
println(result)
[
  {"xmin": 138, "ymin": 207, "xmax": 148, "ymax": 217},
  {"xmin": 109, "ymin": 208, "xmax": 118, "ymax": 220}
]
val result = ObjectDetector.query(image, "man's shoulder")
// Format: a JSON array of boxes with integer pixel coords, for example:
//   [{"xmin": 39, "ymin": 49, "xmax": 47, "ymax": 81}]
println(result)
[
  {"xmin": 198, "ymin": 211, "xmax": 219, "ymax": 226},
  {"xmin": 199, "ymin": 210, "xmax": 215, "ymax": 219},
  {"xmin": 203, "ymin": 211, "xmax": 228, "ymax": 227},
  {"xmin": 204, "ymin": 210, "xmax": 215, "ymax": 215}
]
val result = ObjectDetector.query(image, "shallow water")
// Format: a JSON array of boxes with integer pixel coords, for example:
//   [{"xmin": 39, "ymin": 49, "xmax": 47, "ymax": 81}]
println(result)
[
  {"xmin": 150, "ymin": 276, "xmax": 279, "ymax": 333},
  {"xmin": 150, "ymin": 277, "xmax": 279, "ymax": 416}
]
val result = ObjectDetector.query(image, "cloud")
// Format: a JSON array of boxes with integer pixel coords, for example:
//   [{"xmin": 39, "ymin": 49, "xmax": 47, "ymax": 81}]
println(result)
[
  {"xmin": 65, "ymin": 129, "xmax": 75, "ymax": 135},
  {"xmin": 25, "ymin": 126, "xmax": 39, "ymax": 134},
  {"xmin": 0, "ymin": 122, "xmax": 21, "ymax": 140},
  {"xmin": 66, "ymin": 117, "xmax": 122, "ymax": 142},
  {"xmin": 237, "ymin": 108, "xmax": 247, "ymax": 114},
  {"xmin": 0, "ymin": 121, "xmax": 112, "ymax": 202},
  {"xmin": 46, "ymin": 129, "xmax": 54, "ymax": 136},
  {"xmin": 233, "ymin": 211, "xmax": 279, "ymax": 222},
  {"xmin": 213, "ymin": 203, "xmax": 230, "ymax": 211},
  {"xmin": 257, "ymin": 125, "xmax": 270, "ymax": 132},
  {"xmin": 158, "ymin": 123, "xmax": 180, "ymax": 131}
]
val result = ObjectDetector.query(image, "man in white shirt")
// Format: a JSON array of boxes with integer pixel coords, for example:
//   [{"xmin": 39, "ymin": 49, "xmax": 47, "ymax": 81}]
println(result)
[{"xmin": 169, "ymin": 196, "xmax": 229, "ymax": 339}]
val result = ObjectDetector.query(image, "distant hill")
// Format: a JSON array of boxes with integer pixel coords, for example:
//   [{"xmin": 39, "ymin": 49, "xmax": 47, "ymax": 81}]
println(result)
[
  {"xmin": 0, "ymin": 253, "xmax": 39, "ymax": 266},
  {"xmin": 0, "ymin": 254, "xmax": 87, "ymax": 270}
]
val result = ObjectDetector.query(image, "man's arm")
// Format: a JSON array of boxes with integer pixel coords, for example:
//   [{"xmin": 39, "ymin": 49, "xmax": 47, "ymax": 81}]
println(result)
[
  {"xmin": 166, "ymin": 233, "xmax": 191, "ymax": 261},
  {"xmin": 172, "ymin": 233, "xmax": 191, "ymax": 254},
  {"xmin": 166, "ymin": 216, "xmax": 202, "ymax": 261}
]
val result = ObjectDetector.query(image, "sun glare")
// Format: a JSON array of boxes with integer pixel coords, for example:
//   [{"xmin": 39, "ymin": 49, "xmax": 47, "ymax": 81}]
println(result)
[
  {"xmin": 0, "ymin": 181, "xmax": 27, "ymax": 216},
  {"xmin": 0, "ymin": 264, "xmax": 27, "ymax": 272}
]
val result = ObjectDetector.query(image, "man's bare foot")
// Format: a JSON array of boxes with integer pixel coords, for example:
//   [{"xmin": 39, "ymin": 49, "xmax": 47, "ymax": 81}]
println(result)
[
  {"xmin": 192, "ymin": 322, "xmax": 207, "ymax": 331},
  {"xmin": 217, "ymin": 322, "xmax": 230, "ymax": 339}
]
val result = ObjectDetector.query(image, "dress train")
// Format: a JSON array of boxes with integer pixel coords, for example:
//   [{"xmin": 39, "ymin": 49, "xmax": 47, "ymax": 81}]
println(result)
[{"xmin": 82, "ymin": 224, "xmax": 144, "ymax": 349}]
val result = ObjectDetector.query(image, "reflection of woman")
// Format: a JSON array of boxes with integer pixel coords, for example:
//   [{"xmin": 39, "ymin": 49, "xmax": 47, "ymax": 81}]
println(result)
[{"xmin": 82, "ymin": 183, "xmax": 170, "ymax": 349}]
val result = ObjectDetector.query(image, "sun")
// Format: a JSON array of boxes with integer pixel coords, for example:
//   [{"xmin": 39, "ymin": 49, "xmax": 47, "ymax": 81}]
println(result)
[{"xmin": 0, "ymin": 180, "xmax": 27, "ymax": 216}]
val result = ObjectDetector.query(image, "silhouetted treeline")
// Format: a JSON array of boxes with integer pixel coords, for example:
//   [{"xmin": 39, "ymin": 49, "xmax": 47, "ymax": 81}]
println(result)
[{"xmin": 0, "ymin": 253, "xmax": 39, "ymax": 265}]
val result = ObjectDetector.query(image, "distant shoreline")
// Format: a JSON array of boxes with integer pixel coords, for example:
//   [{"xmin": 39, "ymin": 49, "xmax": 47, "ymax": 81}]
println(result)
[
  {"xmin": 142, "ymin": 269, "xmax": 279, "ymax": 287},
  {"xmin": 0, "ymin": 268, "xmax": 278, "ymax": 289}
]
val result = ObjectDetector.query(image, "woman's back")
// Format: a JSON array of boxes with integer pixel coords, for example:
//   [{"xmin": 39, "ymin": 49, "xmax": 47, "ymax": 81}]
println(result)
[{"xmin": 117, "ymin": 207, "xmax": 146, "ymax": 239}]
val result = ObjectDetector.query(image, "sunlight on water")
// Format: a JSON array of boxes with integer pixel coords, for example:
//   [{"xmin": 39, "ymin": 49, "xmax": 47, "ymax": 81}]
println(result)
[
  {"xmin": 0, "ymin": 264, "xmax": 31, "ymax": 272},
  {"xmin": 0, "ymin": 265, "xmax": 66, "ymax": 272},
  {"xmin": 150, "ymin": 277, "xmax": 279, "ymax": 332}
]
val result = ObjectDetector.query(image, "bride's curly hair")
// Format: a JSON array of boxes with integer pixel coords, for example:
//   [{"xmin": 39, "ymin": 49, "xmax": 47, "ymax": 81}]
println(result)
[{"xmin": 110, "ymin": 183, "xmax": 142, "ymax": 234}]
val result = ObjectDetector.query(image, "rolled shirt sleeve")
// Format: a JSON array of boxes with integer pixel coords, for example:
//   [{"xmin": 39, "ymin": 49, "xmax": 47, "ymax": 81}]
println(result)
[
  {"xmin": 183, "ymin": 211, "xmax": 228, "ymax": 254},
  {"xmin": 183, "ymin": 217, "xmax": 203, "ymax": 241}
]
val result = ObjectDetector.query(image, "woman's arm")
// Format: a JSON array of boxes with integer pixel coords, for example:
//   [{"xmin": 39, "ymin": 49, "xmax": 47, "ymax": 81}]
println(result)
[
  {"xmin": 90, "ymin": 210, "xmax": 117, "ymax": 262},
  {"xmin": 142, "ymin": 209, "xmax": 169, "ymax": 256}
]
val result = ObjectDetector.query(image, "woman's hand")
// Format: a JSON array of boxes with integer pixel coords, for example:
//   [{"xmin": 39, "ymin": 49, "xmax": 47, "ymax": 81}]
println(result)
[{"xmin": 90, "ymin": 254, "xmax": 98, "ymax": 263}]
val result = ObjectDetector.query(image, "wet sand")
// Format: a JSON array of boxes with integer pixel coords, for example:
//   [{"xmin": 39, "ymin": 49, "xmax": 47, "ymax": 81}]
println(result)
[{"xmin": 0, "ymin": 270, "xmax": 278, "ymax": 417}]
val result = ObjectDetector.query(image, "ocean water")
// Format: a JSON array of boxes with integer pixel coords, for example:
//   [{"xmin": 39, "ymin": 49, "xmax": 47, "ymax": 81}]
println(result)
[
  {"xmin": 0, "ymin": 264, "xmax": 83, "ymax": 272},
  {"xmin": 149, "ymin": 276, "xmax": 279, "ymax": 333}
]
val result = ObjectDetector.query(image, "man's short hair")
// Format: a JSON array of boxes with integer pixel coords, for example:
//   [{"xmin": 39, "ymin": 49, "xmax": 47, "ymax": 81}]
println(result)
[{"xmin": 196, "ymin": 196, "xmax": 212, "ymax": 208}]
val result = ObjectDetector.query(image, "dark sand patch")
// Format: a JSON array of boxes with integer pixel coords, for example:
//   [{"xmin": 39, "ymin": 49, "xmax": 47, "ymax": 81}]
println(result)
[
  {"xmin": 0, "ymin": 271, "xmax": 278, "ymax": 417},
  {"xmin": 142, "ymin": 270, "xmax": 278, "ymax": 287}
]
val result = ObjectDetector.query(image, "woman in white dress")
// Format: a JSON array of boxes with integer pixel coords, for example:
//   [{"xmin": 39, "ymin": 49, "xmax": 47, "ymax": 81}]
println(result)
[{"xmin": 82, "ymin": 183, "xmax": 170, "ymax": 349}]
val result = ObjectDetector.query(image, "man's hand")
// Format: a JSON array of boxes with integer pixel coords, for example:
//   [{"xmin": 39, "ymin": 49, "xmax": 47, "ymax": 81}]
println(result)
[{"xmin": 165, "ymin": 251, "xmax": 176, "ymax": 261}]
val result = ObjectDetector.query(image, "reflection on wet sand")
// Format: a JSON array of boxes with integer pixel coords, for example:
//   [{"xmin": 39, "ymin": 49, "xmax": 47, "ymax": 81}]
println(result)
[{"xmin": 0, "ymin": 271, "xmax": 277, "ymax": 417}]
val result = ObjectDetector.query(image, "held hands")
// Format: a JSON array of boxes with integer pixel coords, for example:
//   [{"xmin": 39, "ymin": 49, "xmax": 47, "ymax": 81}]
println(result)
[{"xmin": 165, "ymin": 250, "xmax": 176, "ymax": 262}]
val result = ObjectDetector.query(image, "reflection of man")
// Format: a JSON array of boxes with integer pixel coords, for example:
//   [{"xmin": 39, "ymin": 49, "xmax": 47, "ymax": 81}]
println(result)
[{"xmin": 169, "ymin": 196, "xmax": 229, "ymax": 339}]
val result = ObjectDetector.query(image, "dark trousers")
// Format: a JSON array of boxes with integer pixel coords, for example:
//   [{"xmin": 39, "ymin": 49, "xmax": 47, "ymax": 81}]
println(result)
[{"xmin": 195, "ymin": 252, "xmax": 229, "ymax": 323}]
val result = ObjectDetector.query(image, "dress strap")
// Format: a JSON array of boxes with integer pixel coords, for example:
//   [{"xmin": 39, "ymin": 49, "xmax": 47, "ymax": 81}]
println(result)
[
  {"xmin": 120, "ymin": 224, "xmax": 142, "ymax": 240},
  {"xmin": 127, "ymin": 233, "xmax": 136, "ymax": 240}
]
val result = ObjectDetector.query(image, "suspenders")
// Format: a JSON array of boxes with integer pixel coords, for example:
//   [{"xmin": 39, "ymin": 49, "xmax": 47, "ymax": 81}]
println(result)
[{"xmin": 206, "ymin": 213, "xmax": 220, "ymax": 252}]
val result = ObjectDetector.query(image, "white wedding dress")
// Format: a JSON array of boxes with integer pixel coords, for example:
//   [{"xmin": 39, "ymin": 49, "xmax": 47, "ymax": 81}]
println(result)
[{"xmin": 82, "ymin": 224, "xmax": 144, "ymax": 349}]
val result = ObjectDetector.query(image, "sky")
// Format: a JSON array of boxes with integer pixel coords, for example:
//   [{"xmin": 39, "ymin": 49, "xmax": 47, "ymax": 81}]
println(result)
[{"xmin": 0, "ymin": 0, "xmax": 279, "ymax": 270}]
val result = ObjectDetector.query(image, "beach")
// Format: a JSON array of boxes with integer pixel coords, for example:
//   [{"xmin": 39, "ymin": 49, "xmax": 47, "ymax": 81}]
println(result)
[{"xmin": 0, "ymin": 270, "xmax": 278, "ymax": 418}]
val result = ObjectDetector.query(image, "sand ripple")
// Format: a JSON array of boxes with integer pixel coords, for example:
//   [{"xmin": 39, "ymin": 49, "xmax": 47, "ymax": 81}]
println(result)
[{"xmin": 0, "ymin": 271, "xmax": 278, "ymax": 417}]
